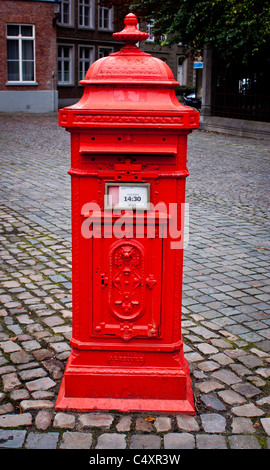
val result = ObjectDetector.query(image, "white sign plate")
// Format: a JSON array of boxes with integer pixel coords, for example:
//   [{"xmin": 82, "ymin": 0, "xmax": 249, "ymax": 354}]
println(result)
[
  {"xmin": 105, "ymin": 183, "xmax": 150, "ymax": 210},
  {"xmin": 119, "ymin": 185, "xmax": 148, "ymax": 209}
]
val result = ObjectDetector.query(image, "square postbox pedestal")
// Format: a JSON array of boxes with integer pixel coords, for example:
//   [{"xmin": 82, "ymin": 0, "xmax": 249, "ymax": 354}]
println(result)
[{"xmin": 55, "ymin": 13, "xmax": 199, "ymax": 414}]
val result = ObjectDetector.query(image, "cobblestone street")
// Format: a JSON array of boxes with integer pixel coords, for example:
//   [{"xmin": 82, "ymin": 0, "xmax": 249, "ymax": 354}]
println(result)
[{"xmin": 0, "ymin": 114, "xmax": 269, "ymax": 450}]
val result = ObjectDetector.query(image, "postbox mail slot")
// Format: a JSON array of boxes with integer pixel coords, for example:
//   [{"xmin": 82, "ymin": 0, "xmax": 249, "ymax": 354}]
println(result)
[{"xmin": 79, "ymin": 143, "xmax": 177, "ymax": 157}]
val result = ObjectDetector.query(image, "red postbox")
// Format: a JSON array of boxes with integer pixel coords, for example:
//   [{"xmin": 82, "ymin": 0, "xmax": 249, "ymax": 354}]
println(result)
[{"xmin": 55, "ymin": 13, "xmax": 199, "ymax": 414}]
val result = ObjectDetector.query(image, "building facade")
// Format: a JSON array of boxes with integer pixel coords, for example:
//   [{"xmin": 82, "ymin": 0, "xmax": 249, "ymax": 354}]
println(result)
[{"xmin": 0, "ymin": 0, "xmax": 58, "ymax": 113}]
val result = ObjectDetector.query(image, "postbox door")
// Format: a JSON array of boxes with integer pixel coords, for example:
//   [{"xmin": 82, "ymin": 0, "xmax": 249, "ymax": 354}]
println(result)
[{"xmin": 91, "ymin": 236, "xmax": 162, "ymax": 341}]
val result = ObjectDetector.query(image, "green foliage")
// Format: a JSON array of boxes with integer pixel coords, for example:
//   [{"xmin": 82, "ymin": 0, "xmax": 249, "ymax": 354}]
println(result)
[
  {"xmin": 106, "ymin": 0, "xmax": 270, "ymax": 64},
  {"xmin": 175, "ymin": 85, "xmax": 195, "ymax": 96}
]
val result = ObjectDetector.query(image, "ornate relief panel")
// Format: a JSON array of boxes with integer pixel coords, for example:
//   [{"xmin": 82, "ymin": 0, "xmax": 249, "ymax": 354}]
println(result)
[{"xmin": 92, "ymin": 237, "xmax": 162, "ymax": 341}]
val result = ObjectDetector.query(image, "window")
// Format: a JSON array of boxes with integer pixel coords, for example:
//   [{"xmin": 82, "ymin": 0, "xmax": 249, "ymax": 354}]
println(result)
[
  {"xmin": 58, "ymin": 45, "xmax": 74, "ymax": 85},
  {"xmin": 6, "ymin": 24, "xmax": 35, "ymax": 83},
  {"xmin": 146, "ymin": 20, "xmax": 167, "ymax": 43},
  {"xmin": 59, "ymin": 0, "xmax": 73, "ymax": 26},
  {"xmin": 98, "ymin": 3, "xmax": 113, "ymax": 31},
  {"xmin": 78, "ymin": 0, "xmax": 94, "ymax": 29},
  {"xmin": 98, "ymin": 47, "xmax": 113, "ymax": 59},
  {"xmin": 79, "ymin": 46, "xmax": 94, "ymax": 81},
  {"xmin": 146, "ymin": 20, "xmax": 155, "ymax": 42}
]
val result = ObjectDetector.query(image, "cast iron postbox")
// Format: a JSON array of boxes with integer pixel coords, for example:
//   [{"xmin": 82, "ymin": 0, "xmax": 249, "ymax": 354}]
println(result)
[{"xmin": 55, "ymin": 13, "xmax": 199, "ymax": 413}]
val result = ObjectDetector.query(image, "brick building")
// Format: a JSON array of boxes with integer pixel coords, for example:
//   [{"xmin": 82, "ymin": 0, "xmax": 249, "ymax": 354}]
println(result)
[{"xmin": 0, "ymin": 0, "xmax": 58, "ymax": 113}]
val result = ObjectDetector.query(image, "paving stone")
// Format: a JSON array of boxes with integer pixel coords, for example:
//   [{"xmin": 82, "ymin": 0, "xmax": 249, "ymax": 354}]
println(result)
[
  {"xmin": 53, "ymin": 412, "xmax": 76, "ymax": 429},
  {"xmin": 21, "ymin": 340, "xmax": 41, "ymax": 351},
  {"xmin": 2, "ymin": 372, "xmax": 22, "ymax": 392},
  {"xmin": 130, "ymin": 435, "xmax": 161, "ymax": 449},
  {"xmin": 210, "ymin": 353, "xmax": 234, "ymax": 365},
  {"xmin": 19, "ymin": 367, "xmax": 47, "ymax": 381},
  {"xmin": 200, "ymin": 393, "xmax": 227, "ymax": 411},
  {"xmin": 0, "ymin": 413, "xmax": 32, "ymax": 427},
  {"xmin": 232, "ymin": 382, "xmax": 262, "ymax": 398},
  {"xmin": 217, "ymin": 390, "xmax": 246, "ymax": 405},
  {"xmin": 232, "ymin": 403, "xmax": 265, "ymax": 417},
  {"xmin": 211, "ymin": 369, "xmax": 242, "ymax": 385},
  {"xmin": 25, "ymin": 377, "xmax": 56, "ymax": 391},
  {"xmin": 96, "ymin": 433, "xmax": 127, "ymax": 449},
  {"xmin": 198, "ymin": 360, "xmax": 220, "ymax": 372},
  {"xmin": 35, "ymin": 410, "xmax": 53, "ymax": 430},
  {"xmin": 49, "ymin": 342, "xmax": 71, "ymax": 353},
  {"xmin": 196, "ymin": 434, "xmax": 227, "ymax": 449},
  {"xmin": 136, "ymin": 417, "xmax": 153, "ymax": 432},
  {"xmin": 230, "ymin": 364, "xmax": 251, "ymax": 376},
  {"xmin": 60, "ymin": 432, "xmax": 93, "ymax": 449},
  {"xmin": 0, "ymin": 341, "xmax": 21, "ymax": 353},
  {"xmin": 238, "ymin": 355, "xmax": 264, "ymax": 368},
  {"xmin": 256, "ymin": 396, "xmax": 270, "ymax": 406},
  {"xmin": 25, "ymin": 432, "xmax": 59, "ymax": 449},
  {"xmin": 10, "ymin": 389, "xmax": 30, "ymax": 400},
  {"xmin": 164, "ymin": 432, "xmax": 195, "ymax": 449},
  {"xmin": 200, "ymin": 413, "xmax": 226, "ymax": 433},
  {"xmin": 79, "ymin": 413, "xmax": 114, "ymax": 429},
  {"xmin": 154, "ymin": 417, "xmax": 172, "ymax": 433},
  {"xmin": 256, "ymin": 367, "xmax": 270, "ymax": 378},
  {"xmin": 116, "ymin": 416, "xmax": 132, "ymax": 432},
  {"xmin": 231, "ymin": 417, "xmax": 255, "ymax": 434},
  {"xmin": 0, "ymin": 430, "xmax": 26, "ymax": 448},
  {"xmin": 33, "ymin": 349, "xmax": 54, "ymax": 361},
  {"xmin": 228, "ymin": 435, "xmax": 261, "ymax": 449},
  {"xmin": 196, "ymin": 343, "xmax": 219, "ymax": 355},
  {"xmin": 260, "ymin": 418, "xmax": 270, "ymax": 435},
  {"xmin": 195, "ymin": 380, "xmax": 225, "ymax": 393},
  {"xmin": 0, "ymin": 403, "xmax": 15, "ymax": 414},
  {"xmin": 186, "ymin": 351, "xmax": 204, "ymax": 362},
  {"xmin": 9, "ymin": 350, "xmax": 31, "ymax": 364},
  {"xmin": 42, "ymin": 358, "xmax": 64, "ymax": 379},
  {"xmin": 20, "ymin": 400, "xmax": 54, "ymax": 411},
  {"xmin": 190, "ymin": 326, "xmax": 219, "ymax": 339},
  {"xmin": 176, "ymin": 415, "xmax": 200, "ymax": 432}
]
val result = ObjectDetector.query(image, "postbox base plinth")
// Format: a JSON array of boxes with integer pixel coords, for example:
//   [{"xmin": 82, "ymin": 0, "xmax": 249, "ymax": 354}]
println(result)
[{"xmin": 55, "ymin": 356, "xmax": 195, "ymax": 414}]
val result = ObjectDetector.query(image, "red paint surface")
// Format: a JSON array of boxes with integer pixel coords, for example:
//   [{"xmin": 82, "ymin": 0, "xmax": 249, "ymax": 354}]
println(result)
[{"xmin": 56, "ymin": 13, "xmax": 199, "ymax": 413}]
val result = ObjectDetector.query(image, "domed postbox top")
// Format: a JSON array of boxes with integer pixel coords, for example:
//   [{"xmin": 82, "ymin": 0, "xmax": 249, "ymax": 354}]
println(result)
[
  {"xmin": 81, "ymin": 13, "xmax": 176, "ymax": 86},
  {"xmin": 59, "ymin": 13, "xmax": 199, "ymax": 130}
]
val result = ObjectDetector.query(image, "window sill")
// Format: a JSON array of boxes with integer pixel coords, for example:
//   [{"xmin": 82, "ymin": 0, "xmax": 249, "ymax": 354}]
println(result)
[
  {"xmin": 78, "ymin": 26, "xmax": 95, "ymax": 31},
  {"xmin": 58, "ymin": 24, "xmax": 74, "ymax": 28},
  {"xmin": 98, "ymin": 28, "xmax": 113, "ymax": 33},
  {"xmin": 58, "ymin": 83, "xmax": 75, "ymax": 87},
  {"xmin": 6, "ymin": 82, "xmax": 38, "ymax": 86}
]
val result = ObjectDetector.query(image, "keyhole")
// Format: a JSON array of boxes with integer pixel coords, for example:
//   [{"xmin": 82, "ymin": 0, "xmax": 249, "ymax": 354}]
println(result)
[{"xmin": 101, "ymin": 277, "xmax": 105, "ymax": 286}]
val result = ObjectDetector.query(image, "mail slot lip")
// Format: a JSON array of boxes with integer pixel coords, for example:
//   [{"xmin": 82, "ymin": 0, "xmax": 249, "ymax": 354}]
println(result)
[
  {"xmin": 79, "ymin": 144, "xmax": 177, "ymax": 157},
  {"xmin": 104, "ymin": 182, "xmax": 151, "ymax": 211}
]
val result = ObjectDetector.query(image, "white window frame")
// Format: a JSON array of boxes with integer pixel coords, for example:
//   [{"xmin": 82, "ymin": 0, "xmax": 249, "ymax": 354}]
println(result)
[
  {"xmin": 146, "ymin": 19, "xmax": 167, "ymax": 43},
  {"xmin": 78, "ymin": 0, "xmax": 94, "ymax": 29},
  {"xmin": 98, "ymin": 3, "xmax": 113, "ymax": 31},
  {"xmin": 98, "ymin": 46, "xmax": 114, "ymax": 59},
  {"xmin": 58, "ymin": 44, "xmax": 74, "ymax": 85},
  {"xmin": 59, "ymin": 0, "xmax": 74, "ymax": 27},
  {"xmin": 78, "ymin": 45, "xmax": 94, "ymax": 81},
  {"xmin": 146, "ymin": 19, "xmax": 155, "ymax": 42},
  {"xmin": 6, "ymin": 24, "xmax": 36, "ymax": 84}
]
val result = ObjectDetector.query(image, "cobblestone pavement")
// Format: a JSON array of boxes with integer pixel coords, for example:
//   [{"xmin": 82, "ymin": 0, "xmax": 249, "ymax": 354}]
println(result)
[{"xmin": 0, "ymin": 114, "xmax": 269, "ymax": 450}]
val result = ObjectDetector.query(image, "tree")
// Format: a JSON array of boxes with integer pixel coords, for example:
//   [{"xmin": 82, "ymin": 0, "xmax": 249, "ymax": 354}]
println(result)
[{"xmin": 101, "ymin": 0, "xmax": 270, "ymax": 63}]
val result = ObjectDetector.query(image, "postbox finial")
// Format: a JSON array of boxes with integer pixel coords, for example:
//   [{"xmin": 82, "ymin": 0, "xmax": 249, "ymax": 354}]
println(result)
[{"xmin": 113, "ymin": 12, "xmax": 149, "ymax": 45}]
